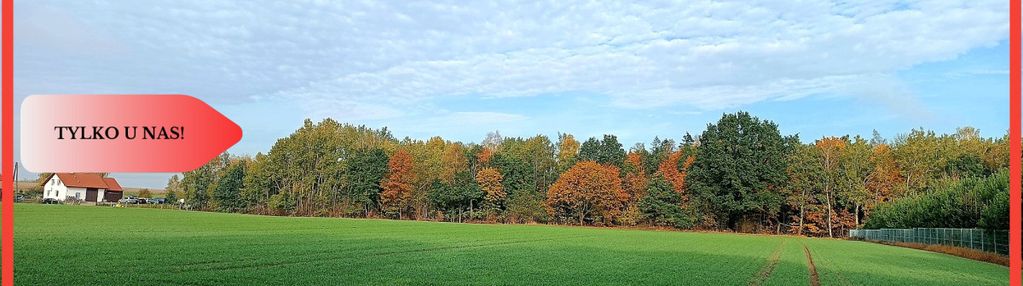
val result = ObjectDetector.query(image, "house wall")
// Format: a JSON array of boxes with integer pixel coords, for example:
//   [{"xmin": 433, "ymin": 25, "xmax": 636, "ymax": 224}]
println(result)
[
  {"xmin": 41, "ymin": 176, "xmax": 97, "ymax": 201},
  {"xmin": 42, "ymin": 176, "xmax": 69, "ymax": 200},
  {"xmin": 65, "ymin": 187, "xmax": 86, "ymax": 201}
]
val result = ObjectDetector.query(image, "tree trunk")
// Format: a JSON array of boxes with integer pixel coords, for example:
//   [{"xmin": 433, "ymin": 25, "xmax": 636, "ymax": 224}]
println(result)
[
  {"xmin": 826, "ymin": 190, "xmax": 833, "ymax": 238},
  {"xmin": 798, "ymin": 203, "xmax": 805, "ymax": 235},
  {"xmin": 854, "ymin": 203, "xmax": 861, "ymax": 226}
]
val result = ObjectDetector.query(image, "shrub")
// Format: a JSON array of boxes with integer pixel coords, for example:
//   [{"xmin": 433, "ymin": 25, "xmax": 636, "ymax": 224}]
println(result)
[{"xmin": 864, "ymin": 170, "xmax": 1007, "ymax": 229}]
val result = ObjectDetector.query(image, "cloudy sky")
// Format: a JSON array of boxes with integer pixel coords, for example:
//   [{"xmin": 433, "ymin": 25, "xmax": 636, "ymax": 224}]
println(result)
[{"xmin": 14, "ymin": 0, "xmax": 1010, "ymax": 188}]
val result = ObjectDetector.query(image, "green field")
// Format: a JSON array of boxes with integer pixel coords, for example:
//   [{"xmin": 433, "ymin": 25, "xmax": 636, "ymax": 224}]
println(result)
[{"xmin": 5, "ymin": 204, "xmax": 1007, "ymax": 285}]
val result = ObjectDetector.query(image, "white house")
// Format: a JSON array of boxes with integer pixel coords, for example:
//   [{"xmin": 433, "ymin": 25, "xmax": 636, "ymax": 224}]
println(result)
[{"xmin": 41, "ymin": 173, "xmax": 124, "ymax": 202}]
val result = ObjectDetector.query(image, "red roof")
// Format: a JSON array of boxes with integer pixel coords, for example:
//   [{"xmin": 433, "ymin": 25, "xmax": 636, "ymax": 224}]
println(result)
[
  {"xmin": 42, "ymin": 173, "xmax": 122, "ymax": 191},
  {"xmin": 103, "ymin": 178, "xmax": 123, "ymax": 191}
]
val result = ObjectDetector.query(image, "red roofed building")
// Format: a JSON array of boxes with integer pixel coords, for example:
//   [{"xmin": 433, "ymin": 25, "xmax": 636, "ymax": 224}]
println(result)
[{"xmin": 40, "ymin": 173, "xmax": 124, "ymax": 202}]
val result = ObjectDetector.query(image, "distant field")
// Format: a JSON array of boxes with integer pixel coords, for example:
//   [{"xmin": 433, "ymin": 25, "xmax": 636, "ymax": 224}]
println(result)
[{"xmin": 5, "ymin": 204, "xmax": 1007, "ymax": 285}]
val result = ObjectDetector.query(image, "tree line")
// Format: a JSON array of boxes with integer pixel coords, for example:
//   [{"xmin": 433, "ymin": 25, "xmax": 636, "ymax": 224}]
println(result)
[{"xmin": 167, "ymin": 112, "xmax": 1011, "ymax": 237}]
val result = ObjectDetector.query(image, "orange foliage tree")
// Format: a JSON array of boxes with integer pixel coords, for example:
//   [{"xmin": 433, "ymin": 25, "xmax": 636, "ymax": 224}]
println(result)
[
  {"xmin": 380, "ymin": 150, "xmax": 415, "ymax": 219},
  {"xmin": 656, "ymin": 151, "xmax": 694, "ymax": 196},
  {"xmin": 475, "ymin": 167, "xmax": 506, "ymax": 213},
  {"xmin": 622, "ymin": 151, "xmax": 647, "ymax": 202},
  {"xmin": 866, "ymin": 144, "xmax": 902, "ymax": 212},
  {"xmin": 478, "ymin": 147, "xmax": 494, "ymax": 166},
  {"xmin": 440, "ymin": 143, "xmax": 468, "ymax": 184},
  {"xmin": 546, "ymin": 161, "xmax": 628, "ymax": 225}
]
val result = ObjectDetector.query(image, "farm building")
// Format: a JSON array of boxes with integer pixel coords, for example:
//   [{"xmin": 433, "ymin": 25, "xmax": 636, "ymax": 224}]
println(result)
[{"xmin": 40, "ymin": 173, "xmax": 123, "ymax": 202}]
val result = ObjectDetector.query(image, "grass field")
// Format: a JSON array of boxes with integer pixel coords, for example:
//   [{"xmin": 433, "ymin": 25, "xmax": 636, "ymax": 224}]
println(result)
[{"xmin": 4, "ymin": 204, "xmax": 1007, "ymax": 285}]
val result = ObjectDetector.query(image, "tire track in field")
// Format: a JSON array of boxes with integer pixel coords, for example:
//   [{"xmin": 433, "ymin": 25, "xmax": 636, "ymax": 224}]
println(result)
[
  {"xmin": 173, "ymin": 234, "xmax": 594, "ymax": 273},
  {"xmin": 802, "ymin": 243, "xmax": 820, "ymax": 286},
  {"xmin": 748, "ymin": 239, "xmax": 787, "ymax": 286},
  {"xmin": 802, "ymin": 243, "xmax": 852, "ymax": 286}
]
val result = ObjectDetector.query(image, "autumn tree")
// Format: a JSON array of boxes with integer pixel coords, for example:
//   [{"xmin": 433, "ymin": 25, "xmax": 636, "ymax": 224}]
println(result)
[
  {"xmin": 815, "ymin": 136, "xmax": 846, "ymax": 237},
  {"xmin": 475, "ymin": 167, "xmax": 506, "ymax": 216},
  {"xmin": 400, "ymin": 136, "xmax": 456, "ymax": 219},
  {"xmin": 556, "ymin": 133, "xmax": 580, "ymax": 173},
  {"xmin": 840, "ymin": 136, "xmax": 872, "ymax": 226},
  {"xmin": 866, "ymin": 144, "xmax": 902, "ymax": 207},
  {"xmin": 546, "ymin": 161, "xmax": 628, "ymax": 225},
  {"xmin": 478, "ymin": 147, "xmax": 494, "ymax": 166},
  {"xmin": 784, "ymin": 142, "xmax": 822, "ymax": 236},
  {"xmin": 622, "ymin": 150, "xmax": 648, "ymax": 202},
  {"xmin": 892, "ymin": 129, "xmax": 946, "ymax": 193},
  {"xmin": 656, "ymin": 150, "xmax": 692, "ymax": 195},
  {"xmin": 440, "ymin": 143, "xmax": 469, "ymax": 184},
  {"xmin": 380, "ymin": 150, "xmax": 415, "ymax": 219}
]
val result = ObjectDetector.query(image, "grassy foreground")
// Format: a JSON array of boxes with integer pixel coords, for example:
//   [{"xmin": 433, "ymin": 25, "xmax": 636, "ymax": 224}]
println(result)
[{"xmin": 4, "ymin": 204, "xmax": 1007, "ymax": 285}]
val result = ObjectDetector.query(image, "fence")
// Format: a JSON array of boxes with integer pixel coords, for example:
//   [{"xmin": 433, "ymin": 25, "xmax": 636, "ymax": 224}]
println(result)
[{"xmin": 849, "ymin": 228, "xmax": 1008, "ymax": 255}]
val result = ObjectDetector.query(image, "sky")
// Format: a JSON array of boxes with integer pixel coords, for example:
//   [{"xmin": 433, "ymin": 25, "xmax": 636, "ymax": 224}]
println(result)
[{"xmin": 13, "ymin": 0, "xmax": 1010, "ymax": 188}]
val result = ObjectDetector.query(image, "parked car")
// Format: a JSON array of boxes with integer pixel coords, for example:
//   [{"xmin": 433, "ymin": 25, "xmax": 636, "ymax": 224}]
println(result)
[
  {"xmin": 41, "ymin": 198, "xmax": 59, "ymax": 204},
  {"xmin": 119, "ymin": 197, "xmax": 138, "ymax": 204},
  {"xmin": 137, "ymin": 198, "xmax": 149, "ymax": 204},
  {"xmin": 149, "ymin": 198, "xmax": 166, "ymax": 204}
]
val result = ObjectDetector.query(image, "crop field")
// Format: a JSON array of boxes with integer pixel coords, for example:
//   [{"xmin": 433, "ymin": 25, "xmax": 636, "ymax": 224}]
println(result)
[{"xmin": 3, "ymin": 204, "xmax": 1007, "ymax": 285}]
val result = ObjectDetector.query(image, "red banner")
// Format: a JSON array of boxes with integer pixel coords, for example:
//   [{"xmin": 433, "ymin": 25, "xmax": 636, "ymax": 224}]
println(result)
[{"xmin": 20, "ymin": 94, "xmax": 242, "ymax": 172}]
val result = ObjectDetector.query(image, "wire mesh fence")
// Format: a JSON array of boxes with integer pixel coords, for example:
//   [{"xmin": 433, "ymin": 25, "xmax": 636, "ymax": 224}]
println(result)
[{"xmin": 849, "ymin": 228, "xmax": 1008, "ymax": 255}]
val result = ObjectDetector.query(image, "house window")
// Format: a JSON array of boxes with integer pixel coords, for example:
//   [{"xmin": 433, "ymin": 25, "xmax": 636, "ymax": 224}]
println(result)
[{"xmin": 75, "ymin": 193, "xmax": 80, "ymax": 199}]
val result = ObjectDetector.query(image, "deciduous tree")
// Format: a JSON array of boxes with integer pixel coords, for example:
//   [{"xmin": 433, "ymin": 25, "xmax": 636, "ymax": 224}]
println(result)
[
  {"xmin": 381, "ymin": 150, "xmax": 415, "ymax": 219},
  {"xmin": 623, "ymin": 151, "xmax": 647, "ymax": 202},
  {"xmin": 476, "ymin": 167, "xmax": 506, "ymax": 214},
  {"xmin": 687, "ymin": 112, "xmax": 787, "ymax": 231},
  {"xmin": 546, "ymin": 161, "xmax": 628, "ymax": 225},
  {"xmin": 815, "ymin": 136, "xmax": 846, "ymax": 237}
]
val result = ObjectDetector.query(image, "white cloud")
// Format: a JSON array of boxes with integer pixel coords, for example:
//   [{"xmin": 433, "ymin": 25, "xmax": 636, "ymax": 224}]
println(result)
[
  {"xmin": 272, "ymin": 1, "xmax": 1012, "ymax": 115},
  {"xmin": 16, "ymin": 0, "xmax": 1008, "ymax": 116}
]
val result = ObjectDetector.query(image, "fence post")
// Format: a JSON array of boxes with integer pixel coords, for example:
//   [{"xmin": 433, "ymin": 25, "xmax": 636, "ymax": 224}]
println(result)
[{"xmin": 981, "ymin": 230, "xmax": 986, "ymax": 252}]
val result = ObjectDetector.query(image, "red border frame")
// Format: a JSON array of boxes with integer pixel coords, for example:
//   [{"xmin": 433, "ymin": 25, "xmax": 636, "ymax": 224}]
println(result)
[
  {"xmin": 1011, "ymin": 0, "xmax": 1021, "ymax": 283},
  {"xmin": 0, "ymin": 1, "xmax": 1019, "ymax": 286},
  {"xmin": 2, "ymin": 0, "xmax": 13, "ymax": 284}
]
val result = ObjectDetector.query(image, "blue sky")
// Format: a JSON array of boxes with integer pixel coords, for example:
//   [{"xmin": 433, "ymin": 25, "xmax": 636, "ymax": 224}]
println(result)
[{"xmin": 13, "ymin": 1, "xmax": 1010, "ymax": 188}]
